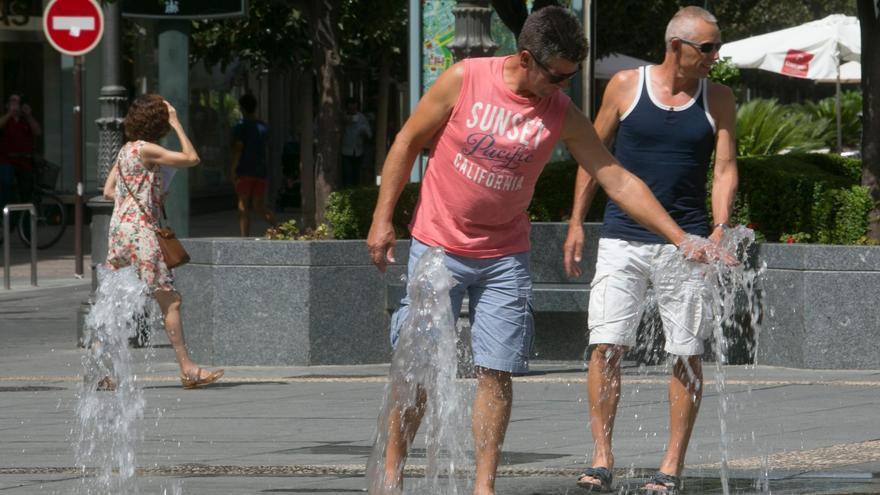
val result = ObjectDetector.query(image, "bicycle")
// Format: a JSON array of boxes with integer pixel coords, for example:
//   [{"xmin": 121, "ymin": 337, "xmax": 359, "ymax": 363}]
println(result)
[{"xmin": 0, "ymin": 154, "xmax": 67, "ymax": 249}]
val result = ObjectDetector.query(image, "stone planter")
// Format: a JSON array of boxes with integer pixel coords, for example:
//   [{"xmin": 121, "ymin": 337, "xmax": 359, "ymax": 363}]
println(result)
[
  {"xmin": 175, "ymin": 238, "xmax": 407, "ymax": 366},
  {"xmin": 757, "ymin": 243, "xmax": 880, "ymax": 369},
  {"xmin": 175, "ymin": 228, "xmax": 880, "ymax": 370}
]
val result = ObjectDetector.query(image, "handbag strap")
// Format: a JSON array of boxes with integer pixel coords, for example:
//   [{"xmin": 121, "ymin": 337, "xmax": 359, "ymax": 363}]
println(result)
[{"xmin": 118, "ymin": 164, "xmax": 163, "ymax": 230}]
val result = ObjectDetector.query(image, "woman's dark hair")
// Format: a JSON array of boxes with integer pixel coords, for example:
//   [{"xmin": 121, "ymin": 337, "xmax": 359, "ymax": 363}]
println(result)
[
  {"xmin": 123, "ymin": 94, "xmax": 170, "ymax": 143},
  {"xmin": 517, "ymin": 6, "xmax": 588, "ymax": 66}
]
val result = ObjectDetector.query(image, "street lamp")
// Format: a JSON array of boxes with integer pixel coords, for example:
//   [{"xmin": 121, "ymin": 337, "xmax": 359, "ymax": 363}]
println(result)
[{"xmin": 447, "ymin": 0, "xmax": 497, "ymax": 61}]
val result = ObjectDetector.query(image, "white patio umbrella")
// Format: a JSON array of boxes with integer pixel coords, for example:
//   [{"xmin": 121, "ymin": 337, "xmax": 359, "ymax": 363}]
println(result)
[
  {"xmin": 595, "ymin": 53, "xmax": 653, "ymax": 80},
  {"xmin": 719, "ymin": 14, "xmax": 861, "ymax": 150}
]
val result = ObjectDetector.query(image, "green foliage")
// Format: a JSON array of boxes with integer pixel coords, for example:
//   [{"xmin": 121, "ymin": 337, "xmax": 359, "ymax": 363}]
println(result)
[
  {"xmin": 527, "ymin": 160, "xmax": 606, "ymax": 222},
  {"xmin": 592, "ymin": 0, "xmax": 856, "ymax": 62},
  {"xmin": 735, "ymin": 99, "xmax": 831, "ymax": 156},
  {"xmin": 795, "ymin": 91, "xmax": 863, "ymax": 150},
  {"xmin": 265, "ymin": 220, "xmax": 332, "ymax": 240},
  {"xmin": 735, "ymin": 153, "xmax": 870, "ymax": 244},
  {"xmin": 325, "ymin": 184, "xmax": 421, "ymax": 240},
  {"xmin": 797, "ymin": 152, "xmax": 862, "ymax": 182},
  {"xmin": 709, "ymin": 58, "xmax": 741, "ymax": 87},
  {"xmin": 190, "ymin": 0, "xmax": 407, "ymax": 76},
  {"xmin": 530, "ymin": 155, "xmax": 869, "ymax": 245},
  {"xmin": 190, "ymin": 2, "xmax": 311, "ymax": 71},
  {"xmin": 779, "ymin": 232, "xmax": 812, "ymax": 243},
  {"xmin": 325, "ymin": 156, "xmax": 870, "ymax": 245},
  {"xmin": 811, "ymin": 185, "xmax": 873, "ymax": 244}
]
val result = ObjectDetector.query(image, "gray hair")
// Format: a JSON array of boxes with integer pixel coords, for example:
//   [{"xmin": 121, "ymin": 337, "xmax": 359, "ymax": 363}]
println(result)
[
  {"xmin": 518, "ymin": 6, "xmax": 589, "ymax": 65},
  {"xmin": 664, "ymin": 6, "xmax": 718, "ymax": 49}
]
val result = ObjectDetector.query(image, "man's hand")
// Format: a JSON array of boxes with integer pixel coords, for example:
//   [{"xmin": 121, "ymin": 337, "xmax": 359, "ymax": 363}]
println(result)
[
  {"xmin": 367, "ymin": 219, "xmax": 397, "ymax": 272},
  {"xmin": 678, "ymin": 236, "xmax": 738, "ymax": 265},
  {"xmin": 708, "ymin": 225, "xmax": 725, "ymax": 245},
  {"xmin": 21, "ymin": 103, "xmax": 32, "ymax": 117},
  {"xmin": 563, "ymin": 222, "xmax": 585, "ymax": 278}
]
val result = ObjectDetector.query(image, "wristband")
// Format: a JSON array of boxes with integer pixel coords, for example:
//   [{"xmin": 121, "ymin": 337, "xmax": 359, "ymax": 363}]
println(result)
[{"xmin": 713, "ymin": 223, "xmax": 730, "ymax": 230}]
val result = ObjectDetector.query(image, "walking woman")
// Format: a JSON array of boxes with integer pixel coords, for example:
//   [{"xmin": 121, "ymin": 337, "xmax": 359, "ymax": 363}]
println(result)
[{"xmin": 103, "ymin": 94, "xmax": 223, "ymax": 389}]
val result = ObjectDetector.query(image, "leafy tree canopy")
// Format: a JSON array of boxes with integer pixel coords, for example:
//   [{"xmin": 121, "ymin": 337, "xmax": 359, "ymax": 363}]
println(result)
[
  {"xmin": 189, "ymin": 0, "xmax": 406, "ymax": 76},
  {"xmin": 594, "ymin": 0, "xmax": 856, "ymax": 62}
]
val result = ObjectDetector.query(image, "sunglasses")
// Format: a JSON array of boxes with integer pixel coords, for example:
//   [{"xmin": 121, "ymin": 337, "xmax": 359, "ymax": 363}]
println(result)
[
  {"xmin": 676, "ymin": 38, "xmax": 723, "ymax": 54},
  {"xmin": 526, "ymin": 49, "xmax": 580, "ymax": 84}
]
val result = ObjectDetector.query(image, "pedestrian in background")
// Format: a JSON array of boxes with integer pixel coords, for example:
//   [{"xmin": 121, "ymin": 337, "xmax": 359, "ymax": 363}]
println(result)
[
  {"xmin": 103, "ymin": 94, "xmax": 224, "ymax": 390},
  {"xmin": 341, "ymin": 97, "xmax": 372, "ymax": 188},
  {"xmin": 0, "ymin": 93, "xmax": 42, "ymax": 208},
  {"xmin": 231, "ymin": 93, "xmax": 276, "ymax": 237}
]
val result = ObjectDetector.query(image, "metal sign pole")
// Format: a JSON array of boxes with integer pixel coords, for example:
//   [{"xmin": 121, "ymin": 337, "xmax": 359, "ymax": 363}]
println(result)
[{"xmin": 74, "ymin": 56, "xmax": 84, "ymax": 277}]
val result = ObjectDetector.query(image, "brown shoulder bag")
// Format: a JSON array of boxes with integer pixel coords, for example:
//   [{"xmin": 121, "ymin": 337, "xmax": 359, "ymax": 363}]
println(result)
[{"xmin": 119, "ymin": 169, "xmax": 190, "ymax": 269}]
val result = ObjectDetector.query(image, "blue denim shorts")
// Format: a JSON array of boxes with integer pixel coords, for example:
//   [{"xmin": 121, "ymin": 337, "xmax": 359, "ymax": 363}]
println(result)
[{"xmin": 390, "ymin": 238, "xmax": 534, "ymax": 374}]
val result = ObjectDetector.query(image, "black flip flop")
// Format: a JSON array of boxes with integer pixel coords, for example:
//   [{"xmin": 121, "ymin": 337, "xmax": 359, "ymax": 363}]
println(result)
[
  {"xmin": 576, "ymin": 466, "xmax": 613, "ymax": 492},
  {"xmin": 640, "ymin": 471, "xmax": 681, "ymax": 494}
]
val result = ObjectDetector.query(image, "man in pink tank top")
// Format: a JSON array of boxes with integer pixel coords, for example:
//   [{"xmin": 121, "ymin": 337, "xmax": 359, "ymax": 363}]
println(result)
[{"xmin": 367, "ymin": 6, "xmax": 731, "ymax": 495}]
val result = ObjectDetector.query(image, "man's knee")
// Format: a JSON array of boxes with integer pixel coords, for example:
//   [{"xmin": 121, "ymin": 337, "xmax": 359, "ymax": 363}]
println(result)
[
  {"xmin": 590, "ymin": 343, "xmax": 627, "ymax": 364},
  {"xmin": 475, "ymin": 367, "xmax": 512, "ymax": 396}
]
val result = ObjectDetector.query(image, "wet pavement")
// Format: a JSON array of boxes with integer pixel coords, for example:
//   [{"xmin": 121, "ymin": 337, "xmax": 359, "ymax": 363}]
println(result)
[{"xmin": 1, "ymin": 212, "xmax": 879, "ymax": 494}]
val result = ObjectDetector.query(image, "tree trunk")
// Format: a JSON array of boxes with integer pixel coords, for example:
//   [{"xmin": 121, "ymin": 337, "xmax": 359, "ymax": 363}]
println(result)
[
  {"xmin": 308, "ymin": 0, "xmax": 343, "ymax": 226},
  {"xmin": 374, "ymin": 52, "xmax": 391, "ymax": 179},
  {"xmin": 858, "ymin": 0, "xmax": 880, "ymax": 239},
  {"xmin": 299, "ymin": 70, "xmax": 316, "ymax": 229}
]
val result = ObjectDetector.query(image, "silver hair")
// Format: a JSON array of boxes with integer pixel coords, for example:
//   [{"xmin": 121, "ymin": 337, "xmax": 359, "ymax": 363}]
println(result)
[{"xmin": 664, "ymin": 6, "xmax": 718, "ymax": 49}]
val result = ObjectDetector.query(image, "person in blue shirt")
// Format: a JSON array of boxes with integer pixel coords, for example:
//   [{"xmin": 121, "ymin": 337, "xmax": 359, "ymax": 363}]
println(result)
[{"xmin": 231, "ymin": 93, "xmax": 276, "ymax": 237}]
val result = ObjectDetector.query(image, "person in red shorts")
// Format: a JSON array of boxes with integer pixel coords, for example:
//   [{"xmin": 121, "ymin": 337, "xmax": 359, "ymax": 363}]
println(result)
[{"xmin": 231, "ymin": 93, "xmax": 275, "ymax": 237}]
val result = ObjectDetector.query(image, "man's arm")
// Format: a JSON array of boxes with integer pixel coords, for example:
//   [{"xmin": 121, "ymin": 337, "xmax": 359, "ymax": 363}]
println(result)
[
  {"xmin": 141, "ymin": 103, "xmax": 199, "ymax": 168},
  {"xmin": 707, "ymin": 83, "xmax": 738, "ymax": 244},
  {"xmin": 359, "ymin": 113, "xmax": 372, "ymax": 140},
  {"xmin": 230, "ymin": 140, "xmax": 242, "ymax": 182},
  {"xmin": 21, "ymin": 104, "xmax": 41, "ymax": 136},
  {"xmin": 366, "ymin": 62, "xmax": 465, "ymax": 272},
  {"xmin": 561, "ymin": 104, "xmax": 687, "ymax": 247},
  {"xmin": 563, "ymin": 70, "xmax": 634, "ymax": 277}
]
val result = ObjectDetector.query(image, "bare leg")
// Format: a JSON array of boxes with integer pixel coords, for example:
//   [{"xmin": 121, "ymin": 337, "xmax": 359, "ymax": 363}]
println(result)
[
  {"xmin": 237, "ymin": 194, "xmax": 251, "ymax": 237},
  {"xmin": 380, "ymin": 386, "xmax": 427, "ymax": 494},
  {"xmin": 643, "ymin": 355, "xmax": 702, "ymax": 492},
  {"xmin": 252, "ymin": 194, "xmax": 276, "ymax": 229},
  {"xmin": 580, "ymin": 344, "xmax": 625, "ymax": 486},
  {"xmin": 154, "ymin": 289, "xmax": 200, "ymax": 379},
  {"xmin": 472, "ymin": 367, "xmax": 512, "ymax": 495}
]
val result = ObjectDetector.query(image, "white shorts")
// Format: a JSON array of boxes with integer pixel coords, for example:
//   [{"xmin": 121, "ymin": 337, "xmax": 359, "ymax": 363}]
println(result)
[{"xmin": 588, "ymin": 238, "xmax": 713, "ymax": 356}]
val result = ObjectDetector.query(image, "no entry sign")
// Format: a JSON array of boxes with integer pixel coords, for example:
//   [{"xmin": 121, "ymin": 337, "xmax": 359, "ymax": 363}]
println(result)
[{"xmin": 43, "ymin": 0, "xmax": 104, "ymax": 56}]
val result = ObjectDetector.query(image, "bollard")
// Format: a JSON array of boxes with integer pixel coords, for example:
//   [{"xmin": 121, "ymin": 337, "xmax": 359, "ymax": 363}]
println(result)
[{"xmin": 3, "ymin": 203, "xmax": 37, "ymax": 290}]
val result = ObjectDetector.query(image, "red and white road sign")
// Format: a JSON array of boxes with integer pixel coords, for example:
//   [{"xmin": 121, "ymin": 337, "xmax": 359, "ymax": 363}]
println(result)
[{"xmin": 43, "ymin": 0, "xmax": 104, "ymax": 56}]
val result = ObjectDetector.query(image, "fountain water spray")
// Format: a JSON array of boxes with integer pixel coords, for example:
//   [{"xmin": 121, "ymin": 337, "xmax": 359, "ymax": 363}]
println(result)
[
  {"xmin": 677, "ymin": 227, "xmax": 765, "ymax": 495},
  {"xmin": 367, "ymin": 247, "xmax": 472, "ymax": 494},
  {"xmin": 73, "ymin": 266, "xmax": 156, "ymax": 494}
]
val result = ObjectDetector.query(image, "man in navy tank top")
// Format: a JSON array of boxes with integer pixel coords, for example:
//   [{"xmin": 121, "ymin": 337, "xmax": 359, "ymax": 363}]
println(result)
[{"xmin": 564, "ymin": 7, "xmax": 738, "ymax": 494}]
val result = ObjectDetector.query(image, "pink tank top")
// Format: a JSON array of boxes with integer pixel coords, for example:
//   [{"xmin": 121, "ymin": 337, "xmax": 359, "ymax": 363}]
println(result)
[{"xmin": 410, "ymin": 56, "xmax": 571, "ymax": 258}]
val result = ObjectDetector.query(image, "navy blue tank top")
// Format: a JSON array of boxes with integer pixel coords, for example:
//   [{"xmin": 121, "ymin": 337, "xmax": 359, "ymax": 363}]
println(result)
[{"xmin": 601, "ymin": 66, "xmax": 716, "ymax": 243}]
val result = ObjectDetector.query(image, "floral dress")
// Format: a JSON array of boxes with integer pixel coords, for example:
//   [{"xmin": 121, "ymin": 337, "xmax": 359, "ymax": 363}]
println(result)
[{"xmin": 106, "ymin": 140, "xmax": 174, "ymax": 292}]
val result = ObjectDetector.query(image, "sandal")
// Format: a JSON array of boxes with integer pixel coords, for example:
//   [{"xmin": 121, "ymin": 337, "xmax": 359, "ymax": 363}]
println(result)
[
  {"xmin": 96, "ymin": 376, "xmax": 116, "ymax": 392},
  {"xmin": 576, "ymin": 466, "xmax": 613, "ymax": 492},
  {"xmin": 180, "ymin": 368, "xmax": 224, "ymax": 389},
  {"xmin": 640, "ymin": 471, "xmax": 681, "ymax": 494}
]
